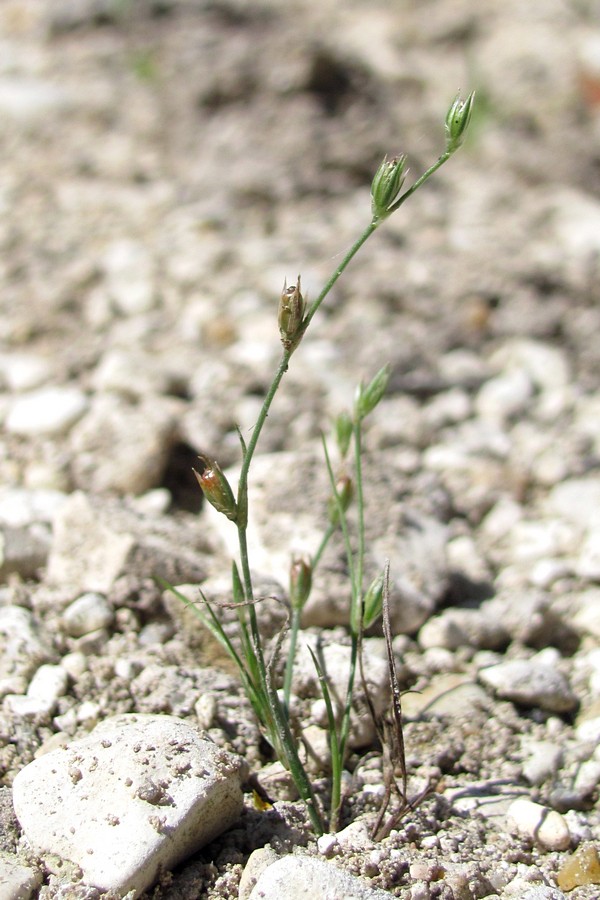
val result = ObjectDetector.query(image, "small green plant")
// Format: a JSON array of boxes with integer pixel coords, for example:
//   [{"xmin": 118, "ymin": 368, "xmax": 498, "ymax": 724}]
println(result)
[{"xmin": 167, "ymin": 92, "xmax": 474, "ymax": 835}]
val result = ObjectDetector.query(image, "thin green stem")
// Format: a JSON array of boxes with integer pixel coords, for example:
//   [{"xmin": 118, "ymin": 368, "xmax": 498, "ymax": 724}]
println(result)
[
  {"xmin": 302, "ymin": 221, "xmax": 378, "ymax": 332},
  {"xmin": 312, "ymin": 521, "xmax": 336, "ymax": 570},
  {"xmin": 283, "ymin": 606, "xmax": 301, "ymax": 715},
  {"xmin": 321, "ymin": 436, "xmax": 357, "ymax": 599},
  {"xmin": 332, "ymin": 420, "xmax": 365, "ymax": 825},
  {"xmin": 265, "ymin": 658, "xmax": 324, "ymax": 834},
  {"xmin": 352, "ymin": 419, "xmax": 366, "ymax": 608},
  {"xmin": 386, "ymin": 150, "xmax": 452, "ymax": 219}
]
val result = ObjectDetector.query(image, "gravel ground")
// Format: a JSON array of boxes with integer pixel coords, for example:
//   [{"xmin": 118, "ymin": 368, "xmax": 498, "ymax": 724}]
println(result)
[{"xmin": 1, "ymin": 1, "xmax": 600, "ymax": 898}]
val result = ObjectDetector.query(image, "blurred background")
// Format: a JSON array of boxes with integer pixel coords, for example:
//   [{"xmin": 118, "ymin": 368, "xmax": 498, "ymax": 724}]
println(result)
[{"xmin": 1, "ymin": 0, "xmax": 600, "ymax": 509}]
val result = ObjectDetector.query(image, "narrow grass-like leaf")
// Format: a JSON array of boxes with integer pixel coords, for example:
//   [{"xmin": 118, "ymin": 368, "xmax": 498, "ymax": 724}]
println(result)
[{"xmin": 307, "ymin": 644, "xmax": 343, "ymax": 831}]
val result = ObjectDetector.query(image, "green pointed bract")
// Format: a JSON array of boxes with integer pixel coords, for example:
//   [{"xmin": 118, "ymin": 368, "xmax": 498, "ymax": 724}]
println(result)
[
  {"xmin": 371, "ymin": 154, "xmax": 407, "ymax": 222},
  {"xmin": 445, "ymin": 91, "xmax": 475, "ymax": 152},
  {"xmin": 362, "ymin": 572, "xmax": 384, "ymax": 629},
  {"xmin": 354, "ymin": 364, "xmax": 391, "ymax": 422},
  {"xmin": 334, "ymin": 410, "xmax": 353, "ymax": 459}
]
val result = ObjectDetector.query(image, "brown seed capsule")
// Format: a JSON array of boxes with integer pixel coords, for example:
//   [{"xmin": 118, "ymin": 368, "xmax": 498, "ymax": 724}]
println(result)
[{"xmin": 278, "ymin": 275, "xmax": 305, "ymax": 352}]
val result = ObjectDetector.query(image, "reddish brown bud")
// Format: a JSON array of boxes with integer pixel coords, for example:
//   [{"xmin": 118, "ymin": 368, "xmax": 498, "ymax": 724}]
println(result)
[{"xmin": 193, "ymin": 455, "xmax": 237, "ymax": 522}]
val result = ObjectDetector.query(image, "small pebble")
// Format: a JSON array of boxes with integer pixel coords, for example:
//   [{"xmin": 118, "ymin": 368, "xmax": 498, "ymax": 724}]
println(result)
[
  {"xmin": 556, "ymin": 842, "xmax": 600, "ymax": 891},
  {"xmin": 62, "ymin": 593, "xmax": 114, "ymax": 638},
  {"xmin": 27, "ymin": 664, "xmax": 68, "ymax": 706},
  {"xmin": 475, "ymin": 368, "xmax": 533, "ymax": 423},
  {"xmin": 572, "ymin": 759, "xmax": 600, "ymax": 800},
  {"xmin": 506, "ymin": 798, "xmax": 571, "ymax": 851},
  {"xmin": 0, "ymin": 352, "xmax": 51, "ymax": 391},
  {"xmin": 479, "ymin": 657, "xmax": 578, "ymax": 713},
  {"xmin": 5, "ymin": 386, "xmax": 88, "ymax": 437},
  {"xmin": 521, "ymin": 740, "xmax": 563, "ymax": 786}
]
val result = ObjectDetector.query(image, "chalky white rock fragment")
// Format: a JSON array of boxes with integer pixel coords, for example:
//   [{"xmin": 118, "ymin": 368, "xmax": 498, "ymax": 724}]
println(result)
[{"xmin": 12, "ymin": 714, "xmax": 247, "ymax": 898}]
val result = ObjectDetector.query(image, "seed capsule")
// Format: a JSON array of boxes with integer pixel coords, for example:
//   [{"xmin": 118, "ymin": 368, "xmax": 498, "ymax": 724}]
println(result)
[
  {"xmin": 278, "ymin": 276, "xmax": 305, "ymax": 352},
  {"xmin": 289, "ymin": 555, "xmax": 312, "ymax": 611}
]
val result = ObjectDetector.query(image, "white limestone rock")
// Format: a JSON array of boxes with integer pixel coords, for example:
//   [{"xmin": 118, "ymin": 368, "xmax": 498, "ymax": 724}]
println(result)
[{"xmin": 12, "ymin": 714, "xmax": 247, "ymax": 898}]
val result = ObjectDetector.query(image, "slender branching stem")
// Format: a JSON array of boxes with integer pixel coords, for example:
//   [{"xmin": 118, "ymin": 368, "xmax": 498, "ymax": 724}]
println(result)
[
  {"xmin": 200, "ymin": 97, "xmax": 474, "ymax": 833},
  {"xmin": 312, "ymin": 521, "xmax": 336, "ymax": 570},
  {"xmin": 388, "ymin": 150, "xmax": 452, "ymax": 217},
  {"xmin": 282, "ymin": 606, "xmax": 301, "ymax": 715},
  {"xmin": 302, "ymin": 221, "xmax": 378, "ymax": 332}
]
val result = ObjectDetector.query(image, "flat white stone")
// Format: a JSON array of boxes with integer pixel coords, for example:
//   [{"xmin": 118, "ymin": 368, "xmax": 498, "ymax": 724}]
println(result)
[
  {"xmin": 26, "ymin": 664, "xmax": 68, "ymax": 705},
  {"xmin": 5, "ymin": 387, "xmax": 88, "ymax": 437},
  {"xmin": 479, "ymin": 658, "xmax": 578, "ymax": 713},
  {"xmin": 0, "ymin": 606, "xmax": 52, "ymax": 698},
  {"xmin": 247, "ymin": 855, "xmax": 392, "ymax": 900},
  {"xmin": 475, "ymin": 369, "xmax": 533, "ymax": 423},
  {"xmin": 521, "ymin": 740, "xmax": 563, "ymax": 786},
  {"xmin": 12, "ymin": 714, "xmax": 247, "ymax": 898},
  {"xmin": 0, "ymin": 850, "xmax": 42, "ymax": 900},
  {"xmin": 61, "ymin": 593, "xmax": 114, "ymax": 637},
  {"xmin": 0, "ymin": 352, "xmax": 51, "ymax": 391},
  {"xmin": 3, "ymin": 694, "xmax": 56, "ymax": 720},
  {"xmin": 0, "ymin": 488, "xmax": 67, "ymax": 528}
]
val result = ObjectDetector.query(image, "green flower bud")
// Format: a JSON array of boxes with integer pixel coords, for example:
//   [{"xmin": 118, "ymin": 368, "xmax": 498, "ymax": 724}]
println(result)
[
  {"xmin": 193, "ymin": 455, "xmax": 238, "ymax": 522},
  {"xmin": 370, "ymin": 154, "xmax": 407, "ymax": 222},
  {"xmin": 445, "ymin": 91, "xmax": 475, "ymax": 152},
  {"xmin": 289, "ymin": 555, "xmax": 312, "ymax": 611},
  {"xmin": 327, "ymin": 474, "xmax": 353, "ymax": 526},
  {"xmin": 334, "ymin": 410, "xmax": 353, "ymax": 459},
  {"xmin": 278, "ymin": 276, "xmax": 305, "ymax": 352},
  {"xmin": 354, "ymin": 364, "xmax": 390, "ymax": 422},
  {"xmin": 362, "ymin": 573, "xmax": 384, "ymax": 630}
]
